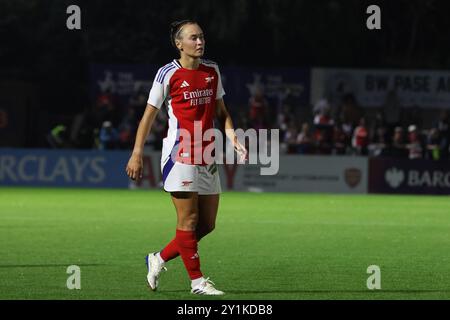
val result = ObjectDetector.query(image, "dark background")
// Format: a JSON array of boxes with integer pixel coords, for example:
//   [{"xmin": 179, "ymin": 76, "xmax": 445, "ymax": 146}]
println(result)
[{"xmin": 1, "ymin": 0, "xmax": 449, "ymax": 149}]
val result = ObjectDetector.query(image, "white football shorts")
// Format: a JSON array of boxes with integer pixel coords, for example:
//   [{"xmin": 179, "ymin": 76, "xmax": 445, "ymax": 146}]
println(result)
[{"xmin": 161, "ymin": 160, "xmax": 222, "ymax": 195}]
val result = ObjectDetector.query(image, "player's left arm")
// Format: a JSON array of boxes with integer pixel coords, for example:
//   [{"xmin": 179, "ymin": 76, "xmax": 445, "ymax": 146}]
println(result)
[{"xmin": 215, "ymin": 98, "xmax": 247, "ymax": 162}]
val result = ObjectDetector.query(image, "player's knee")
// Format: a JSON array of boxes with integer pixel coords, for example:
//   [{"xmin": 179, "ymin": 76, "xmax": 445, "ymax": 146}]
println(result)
[{"xmin": 178, "ymin": 213, "xmax": 198, "ymax": 230}]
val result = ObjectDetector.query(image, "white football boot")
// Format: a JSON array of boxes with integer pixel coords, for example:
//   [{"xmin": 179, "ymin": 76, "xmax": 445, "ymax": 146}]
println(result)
[
  {"xmin": 191, "ymin": 277, "xmax": 224, "ymax": 295},
  {"xmin": 145, "ymin": 252, "xmax": 167, "ymax": 291}
]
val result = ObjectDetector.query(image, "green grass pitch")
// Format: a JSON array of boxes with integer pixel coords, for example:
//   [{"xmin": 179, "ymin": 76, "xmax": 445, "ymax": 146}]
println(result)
[{"xmin": 1, "ymin": 187, "xmax": 450, "ymax": 300}]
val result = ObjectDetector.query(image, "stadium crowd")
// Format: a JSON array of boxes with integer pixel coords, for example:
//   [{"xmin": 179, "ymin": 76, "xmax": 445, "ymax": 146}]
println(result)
[
  {"xmin": 47, "ymin": 86, "xmax": 450, "ymax": 161},
  {"xmin": 277, "ymin": 93, "xmax": 450, "ymax": 161}
]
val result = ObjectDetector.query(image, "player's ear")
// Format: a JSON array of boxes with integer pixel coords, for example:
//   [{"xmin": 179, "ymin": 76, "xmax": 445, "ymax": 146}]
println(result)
[{"xmin": 175, "ymin": 39, "xmax": 183, "ymax": 51}]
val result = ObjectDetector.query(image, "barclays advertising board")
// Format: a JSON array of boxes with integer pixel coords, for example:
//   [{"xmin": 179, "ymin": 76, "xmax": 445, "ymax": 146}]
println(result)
[
  {"xmin": 369, "ymin": 158, "xmax": 450, "ymax": 195},
  {"xmin": 0, "ymin": 149, "xmax": 130, "ymax": 188}
]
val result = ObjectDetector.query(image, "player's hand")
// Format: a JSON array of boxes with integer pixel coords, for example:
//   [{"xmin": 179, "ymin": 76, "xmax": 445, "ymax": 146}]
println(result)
[
  {"xmin": 126, "ymin": 153, "xmax": 143, "ymax": 181},
  {"xmin": 233, "ymin": 137, "xmax": 248, "ymax": 164}
]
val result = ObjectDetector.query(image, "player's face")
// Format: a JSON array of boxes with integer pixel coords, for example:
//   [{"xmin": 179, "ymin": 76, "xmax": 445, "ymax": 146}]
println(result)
[{"xmin": 178, "ymin": 24, "xmax": 205, "ymax": 58}]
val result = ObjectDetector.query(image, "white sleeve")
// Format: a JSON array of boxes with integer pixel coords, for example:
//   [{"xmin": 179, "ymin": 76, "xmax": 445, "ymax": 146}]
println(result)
[
  {"xmin": 147, "ymin": 68, "xmax": 169, "ymax": 109},
  {"xmin": 214, "ymin": 65, "xmax": 226, "ymax": 100}
]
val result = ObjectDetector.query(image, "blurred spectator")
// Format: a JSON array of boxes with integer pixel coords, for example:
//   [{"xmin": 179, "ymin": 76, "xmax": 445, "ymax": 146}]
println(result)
[
  {"xmin": 370, "ymin": 111, "xmax": 387, "ymax": 141},
  {"xmin": 382, "ymin": 126, "xmax": 408, "ymax": 158},
  {"xmin": 313, "ymin": 98, "xmax": 330, "ymax": 116},
  {"xmin": 47, "ymin": 124, "xmax": 70, "ymax": 149},
  {"xmin": 313, "ymin": 106, "xmax": 334, "ymax": 154},
  {"xmin": 69, "ymin": 107, "xmax": 98, "ymax": 149},
  {"xmin": 406, "ymin": 125, "xmax": 423, "ymax": 159},
  {"xmin": 99, "ymin": 121, "xmax": 119, "ymax": 150},
  {"xmin": 426, "ymin": 128, "xmax": 441, "ymax": 160},
  {"xmin": 369, "ymin": 126, "xmax": 389, "ymax": 157},
  {"xmin": 296, "ymin": 122, "xmax": 314, "ymax": 154},
  {"xmin": 314, "ymin": 105, "xmax": 334, "ymax": 127},
  {"xmin": 352, "ymin": 118, "xmax": 369, "ymax": 155},
  {"xmin": 93, "ymin": 89, "xmax": 120, "ymax": 127},
  {"xmin": 340, "ymin": 119, "xmax": 354, "ymax": 150},
  {"xmin": 332, "ymin": 123, "xmax": 347, "ymax": 155}
]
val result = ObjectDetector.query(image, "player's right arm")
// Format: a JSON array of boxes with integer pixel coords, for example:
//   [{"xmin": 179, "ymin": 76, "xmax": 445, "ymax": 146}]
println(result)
[
  {"xmin": 126, "ymin": 64, "xmax": 171, "ymax": 180},
  {"xmin": 126, "ymin": 104, "xmax": 159, "ymax": 180}
]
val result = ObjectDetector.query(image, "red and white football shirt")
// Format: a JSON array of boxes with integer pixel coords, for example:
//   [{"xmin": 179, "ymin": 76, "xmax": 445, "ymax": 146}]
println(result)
[{"xmin": 147, "ymin": 59, "xmax": 225, "ymax": 176}]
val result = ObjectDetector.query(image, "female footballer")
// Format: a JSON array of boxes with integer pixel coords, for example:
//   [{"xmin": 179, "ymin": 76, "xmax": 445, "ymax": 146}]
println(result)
[{"xmin": 126, "ymin": 20, "xmax": 247, "ymax": 295}]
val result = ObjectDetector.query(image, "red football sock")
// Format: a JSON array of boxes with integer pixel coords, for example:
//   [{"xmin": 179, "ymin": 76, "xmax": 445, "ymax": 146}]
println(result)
[
  {"xmin": 160, "ymin": 229, "xmax": 208, "ymax": 262},
  {"xmin": 160, "ymin": 237, "xmax": 179, "ymax": 262},
  {"xmin": 176, "ymin": 229, "xmax": 203, "ymax": 280}
]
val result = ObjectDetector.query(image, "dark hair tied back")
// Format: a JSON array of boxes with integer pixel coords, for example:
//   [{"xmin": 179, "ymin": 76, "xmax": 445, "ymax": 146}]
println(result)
[{"xmin": 170, "ymin": 20, "xmax": 197, "ymax": 48}]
